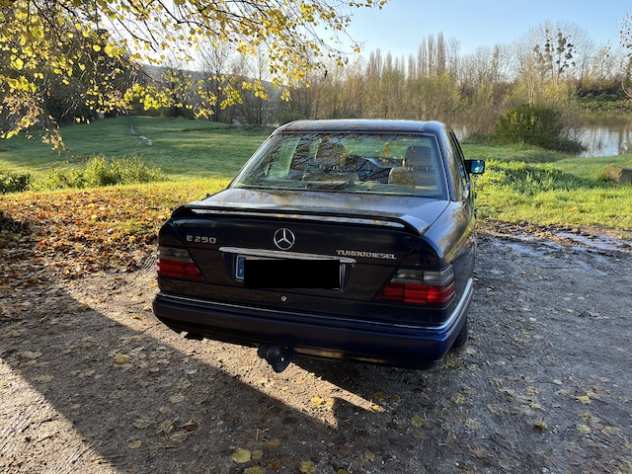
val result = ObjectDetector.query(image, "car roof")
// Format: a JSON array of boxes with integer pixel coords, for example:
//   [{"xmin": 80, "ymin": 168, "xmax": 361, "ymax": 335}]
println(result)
[{"xmin": 274, "ymin": 119, "xmax": 448, "ymax": 135}]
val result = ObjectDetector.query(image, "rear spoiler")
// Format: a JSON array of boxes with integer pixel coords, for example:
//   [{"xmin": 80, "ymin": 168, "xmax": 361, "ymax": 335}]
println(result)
[{"xmin": 173, "ymin": 204, "xmax": 429, "ymax": 235}]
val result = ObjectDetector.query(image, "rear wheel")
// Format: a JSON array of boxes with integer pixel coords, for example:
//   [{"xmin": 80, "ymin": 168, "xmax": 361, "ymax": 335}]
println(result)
[{"xmin": 451, "ymin": 319, "xmax": 468, "ymax": 350}]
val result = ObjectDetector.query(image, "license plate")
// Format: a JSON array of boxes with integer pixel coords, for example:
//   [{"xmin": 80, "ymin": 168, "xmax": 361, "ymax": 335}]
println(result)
[{"xmin": 235, "ymin": 255, "xmax": 340, "ymax": 289}]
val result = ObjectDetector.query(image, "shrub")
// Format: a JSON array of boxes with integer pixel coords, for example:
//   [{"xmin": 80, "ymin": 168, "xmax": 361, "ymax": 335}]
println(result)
[
  {"xmin": 40, "ymin": 155, "xmax": 164, "ymax": 190},
  {"xmin": 495, "ymin": 104, "xmax": 584, "ymax": 153},
  {"xmin": 0, "ymin": 170, "xmax": 31, "ymax": 194},
  {"xmin": 110, "ymin": 157, "xmax": 164, "ymax": 184},
  {"xmin": 478, "ymin": 161, "xmax": 587, "ymax": 196}
]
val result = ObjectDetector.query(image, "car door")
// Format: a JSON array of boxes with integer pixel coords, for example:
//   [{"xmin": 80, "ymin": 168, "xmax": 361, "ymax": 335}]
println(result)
[
  {"xmin": 448, "ymin": 130, "xmax": 477, "ymax": 276},
  {"xmin": 449, "ymin": 131, "xmax": 473, "ymax": 210}
]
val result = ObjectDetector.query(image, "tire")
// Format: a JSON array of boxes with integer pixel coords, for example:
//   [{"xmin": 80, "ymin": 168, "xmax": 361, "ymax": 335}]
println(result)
[{"xmin": 451, "ymin": 319, "xmax": 468, "ymax": 350}]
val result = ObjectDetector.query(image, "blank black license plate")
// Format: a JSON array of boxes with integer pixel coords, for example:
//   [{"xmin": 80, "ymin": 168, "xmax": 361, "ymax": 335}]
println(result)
[{"xmin": 237, "ymin": 256, "xmax": 340, "ymax": 289}]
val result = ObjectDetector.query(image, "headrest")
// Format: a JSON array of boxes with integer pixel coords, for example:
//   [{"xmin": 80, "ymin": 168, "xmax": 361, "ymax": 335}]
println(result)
[
  {"xmin": 316, "ymin": 139, "xmax": 346, "ymax": 161},
  {"xmin": 388, "ymin": 167, "xmax": 415, "ymax": 186},
  {"xmin": 403, "ymin": 146, "xmax": 434, "ymax": 168}
]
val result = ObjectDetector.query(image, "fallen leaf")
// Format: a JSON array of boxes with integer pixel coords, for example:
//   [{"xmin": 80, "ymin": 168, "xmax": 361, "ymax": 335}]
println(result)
[
  {"xmin": 244, "ymin": 467, "xmax": 265, "ymax": 474},
  {"xmin": 128, "ymin": 439, "xmax": 142, "ymax": 449},
  {"xmin": 361, "ymin": 450, "xmax": 376, "ymax": 463},
  {"xmin": 533, "ymin": 420, "xmax": 547, "ymax": 432},
  {"xmin": 232, "ymin": 448, "xmax": 251, "ymax": 464},
  {"xmin": 19, "ymin": 351, "xmax": 42, "ymax": 360},
  {"xmin": 181, "ymin": 419, "xmax": 198, "ymax": 432},
  {"xmin": 251, "ymin": 449, "xmax": 263, "ymax": 461},
  {"xmin": 169, "ymin": 431, "xmax": 189, "ymax": 444},
  {"xmin": 575, "ymin": 394, "xmax": 592, "ymax": 405},
  {"xmin": 158, "ymin": 419, "xmax": 175, "ymax": 435},
  {"xmin": 267, "ymin": 458, "xmax": 282, "ymax": 470},
  {"xmin": 577, "ymin": 424, "xmax": 591, "ymax": 434},
  {"xmin": 133, "ymin": 417, "xmax": 152, "ymax": 430},
  {"xmin": 33, "ymin": 374, "xmax": 53, "ymax": 383},
  {"xmin": 464, "ymin": 418, "xmax": 480, "ymax": 430},
  {"xmin": 452, "ymin": 393, "xmax": 465, "ymax": 405},
  {"xmin": 299, "ymin": 460, "xmax": 315, "ymax": 473},
  {"xmin": 113, "ymin": 353, "xmax": 130, "ymax": 365},
  {"xmin": 169, "ymin": 394, "xmax": 185, "ymax": 404},
  {"xmin": 602, "ymin": 425, "xmax": 620, "ymax": 435},
  {"xmin": 411, "ymin": 415, "xmax": 425, "ymax": 428},
  {"xmin": 310, "ymin": 395, "xmax": 327, "ymax": 408},
  {"xmin": 470, "ymin": 447, "xmax": 489, "ymax": 459},
  {"xmin": 264, "ymin": 438, "xmax": 281, "ymax": 449}
]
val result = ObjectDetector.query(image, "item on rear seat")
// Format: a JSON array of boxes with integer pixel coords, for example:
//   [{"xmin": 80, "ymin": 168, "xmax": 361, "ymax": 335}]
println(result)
[
  {"xmin": 403, "ymin": 145, "xmax": 436, "ymax": 187},
  {"xmin": 388, "ymin": 167, "xmax": 415, "ymax": 186}
]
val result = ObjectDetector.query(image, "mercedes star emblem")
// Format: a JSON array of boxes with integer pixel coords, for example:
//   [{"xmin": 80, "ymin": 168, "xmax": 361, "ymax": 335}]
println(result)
[{"xmin": 273, "ymin": 228, "xmax": 295, "ymax": 250}]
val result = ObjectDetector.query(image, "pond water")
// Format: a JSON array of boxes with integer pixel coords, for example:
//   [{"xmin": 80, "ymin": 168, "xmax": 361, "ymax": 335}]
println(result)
[
  {"xmin": 569, "ymin": 125, "xmax": 632, "ymax": 157},
  {"xmin": 456, "ymin": 123, "xmax": 632, "ymax": 157}
]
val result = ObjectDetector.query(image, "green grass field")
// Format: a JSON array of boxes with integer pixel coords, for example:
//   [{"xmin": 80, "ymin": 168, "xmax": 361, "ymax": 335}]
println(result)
[
  {"xmin": 0, "ymin": 116, "xmax": 270, "ymax": 179},
  {"xmin": 1, "ymin": 116, "xmax": 632, "ymax": 232}
]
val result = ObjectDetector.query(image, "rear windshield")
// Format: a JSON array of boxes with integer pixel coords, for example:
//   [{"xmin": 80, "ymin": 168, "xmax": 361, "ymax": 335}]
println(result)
[{"xmin": 231, "ymin": 132, "xmax": 446, "ymax": 198}]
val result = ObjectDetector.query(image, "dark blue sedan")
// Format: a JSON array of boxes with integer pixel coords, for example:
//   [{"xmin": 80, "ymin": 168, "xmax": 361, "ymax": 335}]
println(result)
[{"xmin": 153, "ymin": 120, "xmax": 485, "ymax": 371}]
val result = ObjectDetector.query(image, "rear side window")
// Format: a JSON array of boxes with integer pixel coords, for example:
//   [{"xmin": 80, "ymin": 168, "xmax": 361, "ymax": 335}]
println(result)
[{"xmin": 448, "ymin": 132, "xmax": 469, "ymax": 200}]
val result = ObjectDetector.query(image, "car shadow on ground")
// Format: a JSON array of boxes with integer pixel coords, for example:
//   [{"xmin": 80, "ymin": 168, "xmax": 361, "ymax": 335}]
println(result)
[
  {"xmin": 0, "ymin": 216, "xmax": 338, "ymax": 472},
  {"xmin": 1, "ymin": 282, "xmax": 342, "ymax": 473}
]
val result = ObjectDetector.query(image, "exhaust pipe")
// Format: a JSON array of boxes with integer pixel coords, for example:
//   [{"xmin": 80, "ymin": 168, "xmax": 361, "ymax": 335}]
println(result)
[{"xmin": 257, "ymin": 345, "xmax": 293, "ymax": 373}]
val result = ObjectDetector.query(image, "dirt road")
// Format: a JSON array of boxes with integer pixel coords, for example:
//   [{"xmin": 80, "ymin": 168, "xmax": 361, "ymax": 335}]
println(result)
[{"xmin": 1, "ymin": 235, "xmax": 632, "ymax": 473}]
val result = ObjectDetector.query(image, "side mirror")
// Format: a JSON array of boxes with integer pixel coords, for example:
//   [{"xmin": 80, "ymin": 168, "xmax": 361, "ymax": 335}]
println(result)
[{"xmin": 465, "ymin": 159, "xmax": 485, "ymax": 175}]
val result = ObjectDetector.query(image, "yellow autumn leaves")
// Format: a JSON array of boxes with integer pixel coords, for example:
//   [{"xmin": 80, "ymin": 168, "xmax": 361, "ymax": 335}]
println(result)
[
  {"xmin": 1, "ymin": 1, "xmax": 134, "ymax": 144},
  {"xmin": 230, "ymin": 446, "xmax": 322, "ymax": 474},
  {"xmin": 1, "ymin": 0, "xmax": 386, "ymax": 147}
]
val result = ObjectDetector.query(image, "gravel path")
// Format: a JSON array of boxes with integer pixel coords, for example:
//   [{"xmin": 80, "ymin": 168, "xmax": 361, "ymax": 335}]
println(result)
[{"xmin": 1, "ymin": 235, "xmax": 631, "ymax": 473}]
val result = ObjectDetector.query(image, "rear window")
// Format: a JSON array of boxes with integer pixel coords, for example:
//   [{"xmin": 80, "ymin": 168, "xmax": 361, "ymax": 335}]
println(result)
[{"xmin": 231, "ymin": 132, "xmax": 446, "ymax": 198}]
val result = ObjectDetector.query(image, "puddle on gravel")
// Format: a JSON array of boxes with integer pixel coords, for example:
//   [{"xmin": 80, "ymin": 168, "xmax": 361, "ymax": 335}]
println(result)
[
  {"xmin": 487, "ymin": 229, "xmax": 631, "ymax": 256},
  {"xmin": 506, "ymin": 241, "xmax": 560, "ymax": 257},
  {"xmin": 555, "ymin": 231, "xmax": 631, "ymax": 254}
]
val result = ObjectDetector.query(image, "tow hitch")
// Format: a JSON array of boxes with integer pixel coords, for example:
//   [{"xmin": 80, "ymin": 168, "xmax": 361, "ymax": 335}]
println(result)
[{"xmin": 257, "ymin": 345, "xmax": 293, "ymax": 373}]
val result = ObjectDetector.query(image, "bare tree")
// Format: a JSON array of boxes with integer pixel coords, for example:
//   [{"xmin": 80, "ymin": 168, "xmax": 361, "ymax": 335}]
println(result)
[
  {"xmin": 621, "ymin": 14, "xmax": 632, "ymax": 99},
  {"xmin": 532, "ymin": 28, "xmax": 576, "ymax": 84},
  {"xmin": 436, "ymin": 32, "xmax": 447, "ymax": 75}
]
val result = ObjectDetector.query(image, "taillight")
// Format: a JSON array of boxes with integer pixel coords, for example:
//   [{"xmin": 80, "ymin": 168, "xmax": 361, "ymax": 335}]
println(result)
[
  {"xmin": 157, "ymin": 247, "xmax": 204, "ymax": 281},
  {"xmin": 378, "ymin": 266, "xmax": 455, "ymax": 305}
]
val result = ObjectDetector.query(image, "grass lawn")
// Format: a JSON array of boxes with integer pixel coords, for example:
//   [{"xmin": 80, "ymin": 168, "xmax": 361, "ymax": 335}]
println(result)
[
  {"xmin": 1, "ymin": 116, "xmax": 632, "ymax": 234},
  {"xmin": 0, "ymin": 116, "xmax": 270, "ymax": 179}
]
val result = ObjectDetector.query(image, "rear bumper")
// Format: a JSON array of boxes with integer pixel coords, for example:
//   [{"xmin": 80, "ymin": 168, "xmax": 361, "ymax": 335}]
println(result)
[{"xmin": 153, "ymin": 279, "xmax": 473, "ymax": 367}]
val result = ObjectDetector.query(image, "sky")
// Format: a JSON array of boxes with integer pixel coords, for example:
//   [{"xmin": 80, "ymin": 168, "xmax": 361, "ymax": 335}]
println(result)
[{"xmin": 343, "ymin": 0, "xmax": 630, "ymax": 57}]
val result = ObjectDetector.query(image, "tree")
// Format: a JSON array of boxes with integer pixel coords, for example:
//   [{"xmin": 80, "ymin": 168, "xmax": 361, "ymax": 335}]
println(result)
[
  {"xmin": 621, "ymin": 14, "xmax": 632, "ymax": 99},
  {"xmin": 532, "ymin": 28, "xmax": 576, "ymax": 84},
  {"xmin": 199, "ymin": 40, "xmax": 234, "ymax": 122},
  {"xmin": 0, "ymin": 0, "xmax": 388, "ymax": 146},
  {"xmin": 436, "ymin": 32, "xmax": 447, "ymax": 75}
]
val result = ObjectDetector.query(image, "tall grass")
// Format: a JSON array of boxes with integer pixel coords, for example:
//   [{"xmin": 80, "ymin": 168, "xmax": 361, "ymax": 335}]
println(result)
[{"xmin": 36, "ymin": 156, "xmax": 165, "ymax": 191}]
